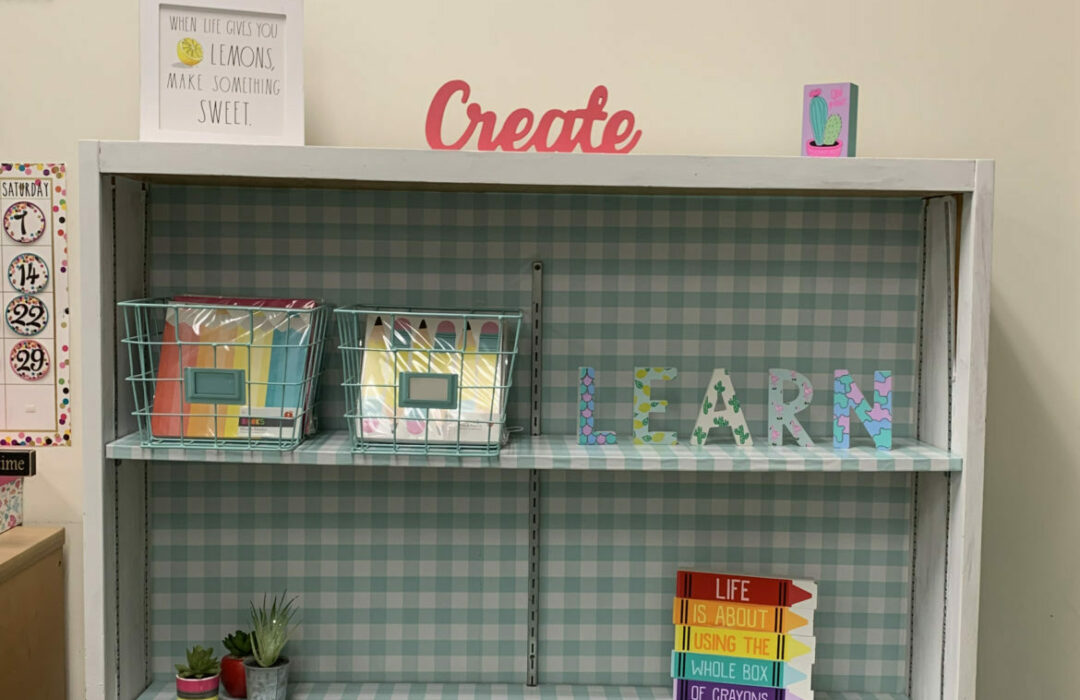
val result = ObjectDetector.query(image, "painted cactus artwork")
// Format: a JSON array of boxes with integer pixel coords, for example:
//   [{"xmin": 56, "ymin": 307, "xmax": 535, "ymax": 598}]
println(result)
[{"xmin": 802, "ymin": 83, "xmax": 858, "ymax": 157}]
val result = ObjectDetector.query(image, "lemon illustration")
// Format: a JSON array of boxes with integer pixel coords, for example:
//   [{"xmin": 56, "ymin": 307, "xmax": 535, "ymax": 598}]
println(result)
[{"xmin": 177, "ymin": 37, "xmax": 203, "ymax": 66}]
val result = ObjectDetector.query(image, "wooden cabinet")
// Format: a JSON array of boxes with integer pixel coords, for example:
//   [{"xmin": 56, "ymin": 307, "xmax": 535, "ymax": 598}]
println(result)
[{"xmin": 0, "ymin": 526, "xmax": 66, "ymax": 700}]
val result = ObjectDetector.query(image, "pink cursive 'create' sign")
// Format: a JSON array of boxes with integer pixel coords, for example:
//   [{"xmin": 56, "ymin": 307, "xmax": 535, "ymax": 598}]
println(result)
[{"xmin": 425, "ymin": 79, "xmax": 642, "ymax": 153}]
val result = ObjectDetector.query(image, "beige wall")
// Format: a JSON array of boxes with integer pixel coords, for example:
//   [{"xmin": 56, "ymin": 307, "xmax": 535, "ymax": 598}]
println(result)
[{"xmin": 2, "ymin": 0, "xmax": 1077, "ymax": 697}]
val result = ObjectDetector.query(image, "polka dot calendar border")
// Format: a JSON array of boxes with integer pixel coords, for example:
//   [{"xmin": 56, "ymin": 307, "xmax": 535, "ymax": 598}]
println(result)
[{"xmin": 0, "ymin": 164, "xmax": 72, "ymax": 446}]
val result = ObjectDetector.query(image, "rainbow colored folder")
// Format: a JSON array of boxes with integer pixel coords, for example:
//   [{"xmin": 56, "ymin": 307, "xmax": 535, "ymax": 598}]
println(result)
[{"xmin": 150, "ymin": 296, "xmax": 319, "ymax": 441}]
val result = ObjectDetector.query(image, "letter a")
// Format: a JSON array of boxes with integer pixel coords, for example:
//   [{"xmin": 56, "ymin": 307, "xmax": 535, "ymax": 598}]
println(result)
[
  {"xmin": 691, "ymin": 369, "xmax": 753, "ymax": 446},
  {"xmin": 768, "ymin": 368, "xmax": 815, "ymax": 446},
  {"xmin": 833, "ymin": 369, "xmax": 892, "ymax": 450},
  {"xmin": 578, "ymin": 367, "xmax": 616, "ymax": 445},
  {"xmin": 633, "ymin": 367, "xmax": 678, "ymax": 444}
]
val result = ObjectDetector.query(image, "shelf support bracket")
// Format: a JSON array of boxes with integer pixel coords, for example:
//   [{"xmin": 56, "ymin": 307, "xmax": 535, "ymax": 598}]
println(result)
[{"xmin": 527, "ymin": 260, "xmax": 543, "ymax": 686}]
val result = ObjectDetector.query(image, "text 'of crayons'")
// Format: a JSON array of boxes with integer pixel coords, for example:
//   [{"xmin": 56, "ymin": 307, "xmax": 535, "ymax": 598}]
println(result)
[{"xmin": 577, "ymin": 367, "xmax": 893, "ymax": 450}]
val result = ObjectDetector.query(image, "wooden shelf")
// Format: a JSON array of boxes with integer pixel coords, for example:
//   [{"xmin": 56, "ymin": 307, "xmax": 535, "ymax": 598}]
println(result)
[
  {"xmin": 105, "ymin": 430, "xmax": 960, "ymax": 472},
  {"xmin": 135, "ymin": 680, "xmax": 907, "ymax": 700}
]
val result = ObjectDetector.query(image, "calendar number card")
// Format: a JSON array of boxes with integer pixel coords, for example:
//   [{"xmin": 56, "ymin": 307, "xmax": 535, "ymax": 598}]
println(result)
[{"xmin": 0, "ymin": 164, "xmax": 71, "ymax": 446}]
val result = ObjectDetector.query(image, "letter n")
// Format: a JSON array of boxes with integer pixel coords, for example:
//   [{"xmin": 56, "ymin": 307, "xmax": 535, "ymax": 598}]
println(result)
[{"xmin": 833, "ymin": 369, "xmax": 892, "ymax": 450}]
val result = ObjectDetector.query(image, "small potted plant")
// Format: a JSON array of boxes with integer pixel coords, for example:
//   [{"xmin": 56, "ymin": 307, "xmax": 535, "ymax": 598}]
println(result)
[
  {"xmin": 176, "ymin": 645, "xmax": 220, "ymax": 700},
  {"xmin": 222, "ymin": 630, "xmax": 253, "ymax": 698},
  {"xmin": 806, "ymin": 89, "xmax": 844, "ymax": 157},
  {"xmin": 245, "ymin": 592, "xmax": 298, "ymax": 700}
]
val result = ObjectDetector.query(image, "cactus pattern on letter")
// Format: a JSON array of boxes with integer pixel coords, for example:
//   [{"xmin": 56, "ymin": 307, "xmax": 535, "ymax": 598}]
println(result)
[
  {"xmin": 768, "ymin": 368, "xmax": 815, "ymax": 447},
  {"xmin": 632, "ymin": 367, "xmax": 678, "ymax": 445},
  {"xmin": 833, "ymin": 369, "xmax": 892, "ymax": 450},
  {"xmin": 691, "ymin": 368, "xmax": 754, "ymax": 447}
]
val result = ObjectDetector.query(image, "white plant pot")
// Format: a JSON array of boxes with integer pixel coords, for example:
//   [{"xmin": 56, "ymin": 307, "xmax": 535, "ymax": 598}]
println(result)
[{"xmin": 243, "ymin": 657, "xmax": 289, "ymax": 700}]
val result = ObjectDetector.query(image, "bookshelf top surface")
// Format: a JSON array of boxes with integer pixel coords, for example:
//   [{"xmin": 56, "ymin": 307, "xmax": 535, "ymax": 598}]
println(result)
[
  {"xmin": 135, "ymin": 681, "xmax": 907, "ymax": 700},
  {"xmin": 105, "ymin": 430, "xmax": 960, "ymax": 472},
  {"xmin": 84, "ymin": 141, "xmax": 983, "ymax": 196}
]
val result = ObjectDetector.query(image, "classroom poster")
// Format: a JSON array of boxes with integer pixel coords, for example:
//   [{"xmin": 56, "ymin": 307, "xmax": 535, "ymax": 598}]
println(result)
[{"xmin": 0, "ymin": 164, "xmax": 71, "ymax": 446}]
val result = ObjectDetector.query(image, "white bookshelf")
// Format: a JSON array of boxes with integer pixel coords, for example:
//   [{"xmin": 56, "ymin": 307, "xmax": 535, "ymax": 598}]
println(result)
[{"xmin": 80, "ymin": 142, "xmax": 992, "ymax": 700}]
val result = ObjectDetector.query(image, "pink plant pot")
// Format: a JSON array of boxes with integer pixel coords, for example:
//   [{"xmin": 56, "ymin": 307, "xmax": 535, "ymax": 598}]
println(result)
[
  {"xmin": 806, "ymin": 140, "xmax": 843, "ymax": 157},
  {"xmin": 176, "ymin": 672, "xmax": 220, "ymax": 699}
]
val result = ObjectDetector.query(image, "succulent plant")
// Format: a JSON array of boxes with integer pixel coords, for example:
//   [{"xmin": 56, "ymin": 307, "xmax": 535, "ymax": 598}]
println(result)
[
  {"xmin": 223, "ymin": 630, "xmax": 253, "ymax": 658},
  {"xmin": 175, "ymin": 645, "xmax": 220, "ymax": 679},
  {"xmin": 250, "ymin": 591, "xmax": 299, "ymax": 668}
]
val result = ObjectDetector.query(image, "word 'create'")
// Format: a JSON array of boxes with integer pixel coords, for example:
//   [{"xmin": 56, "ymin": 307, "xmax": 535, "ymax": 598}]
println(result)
[{"xmin": 425, "ymin": 80, "xmax": 642, "ymax": 153}]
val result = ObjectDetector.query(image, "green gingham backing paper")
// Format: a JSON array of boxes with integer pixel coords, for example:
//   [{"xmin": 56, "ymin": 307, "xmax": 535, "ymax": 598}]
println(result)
[
  {"xmin": 146, "ymin": 186, "xmax": 924, "ymax": 693},
  {"xmin": 135, "ymin": 680, "xmax": 907, "ymax": 699},
  {"xmin": 150, "ymin": 466, "xmax": 911, "ymax": 692},
  {"xmin": 151, "ymin": 463, "xmax": 528, "ymax": 682},
  {"xmin": 148, "ymin": 186, "xmax": 922, "ymax": 442},
  {"xmin": 540, "ymin": 471, "xmax": 910, "ymax": 694}
]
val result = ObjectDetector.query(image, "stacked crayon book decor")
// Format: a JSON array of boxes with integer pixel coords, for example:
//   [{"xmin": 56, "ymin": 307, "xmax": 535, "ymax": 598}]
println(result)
[
  {"xmin": 119, "ymin": 296, "xmax": 330, "ymax": 449},
  {"xmin": 671, "ymin": 570, "xmax": 817, "ymax": 700}
]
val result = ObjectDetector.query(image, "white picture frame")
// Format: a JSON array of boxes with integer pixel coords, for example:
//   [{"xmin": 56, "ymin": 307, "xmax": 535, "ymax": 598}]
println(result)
[{"xmin": 140, "ymin": 0, "xmax": 304, "ymax": 145}]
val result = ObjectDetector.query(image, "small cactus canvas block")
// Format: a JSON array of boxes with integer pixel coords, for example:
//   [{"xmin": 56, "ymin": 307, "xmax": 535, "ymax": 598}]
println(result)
[{"xmin": 802, "ymin": 83, "xmax": 858, "ymax": 157}]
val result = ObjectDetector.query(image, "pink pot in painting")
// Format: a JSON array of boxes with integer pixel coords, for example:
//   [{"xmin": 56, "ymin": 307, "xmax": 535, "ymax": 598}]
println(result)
[
  {"xmin": 806, "ymin": 140, "xmax": 843, "ymax": 157},
  {"xmin": 176, "ymin": 673, "xmax": 220, "ymax": 699}
]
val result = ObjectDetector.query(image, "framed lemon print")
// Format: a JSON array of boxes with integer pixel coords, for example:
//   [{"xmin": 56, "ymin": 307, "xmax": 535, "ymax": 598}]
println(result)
[{"xmin": 140, "ymin": 0, "xmax": 304, "ymax": 144}]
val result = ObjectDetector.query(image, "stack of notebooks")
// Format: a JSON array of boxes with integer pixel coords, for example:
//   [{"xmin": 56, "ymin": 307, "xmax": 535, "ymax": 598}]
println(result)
[
  {"xmin": 150, "ymin": 295, "xmax": 322, "ymax": 441},
  {"xmin": 671, "ymin": 570, "xmax": 817, "ymax": 700}
]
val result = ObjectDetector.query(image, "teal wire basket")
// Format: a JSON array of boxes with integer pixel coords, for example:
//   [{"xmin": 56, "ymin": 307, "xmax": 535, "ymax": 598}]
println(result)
[
  {"xmin": 119, "ymin": 297, "xmax": 331, "ymax": 450},
  {"xmin": 335, "ymin": 306, "xmax": 523, "ymax": 456}
]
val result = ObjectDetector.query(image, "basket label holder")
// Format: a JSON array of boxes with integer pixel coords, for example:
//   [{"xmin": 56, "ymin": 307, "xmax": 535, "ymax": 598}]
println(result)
[
  {"xmin": 398, "ymin": 372, "xmax": 459, "ymax": 409},
  {"xmin": 184, "ymin": 367, "xmax": 246, "ymax": 405}
]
